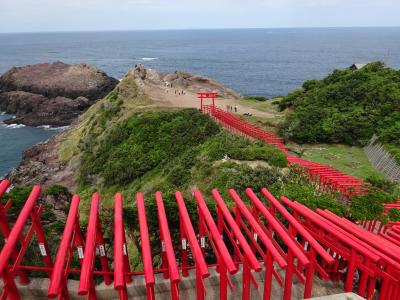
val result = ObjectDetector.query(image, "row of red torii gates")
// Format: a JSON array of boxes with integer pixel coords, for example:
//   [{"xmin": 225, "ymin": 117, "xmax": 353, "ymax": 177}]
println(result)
[
  {"xmin": 0, "ymin": 178, "xmax": 399, "ymax": 300},
  {"xmin": 198, "ymin": 92, "xmax": 366, "ymax": 198}
]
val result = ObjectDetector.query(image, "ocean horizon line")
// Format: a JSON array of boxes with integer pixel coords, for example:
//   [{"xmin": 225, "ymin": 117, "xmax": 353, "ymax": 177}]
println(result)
[{"xmin": 1, "ymin": 25, "xmax": 400, "ymax": 35}]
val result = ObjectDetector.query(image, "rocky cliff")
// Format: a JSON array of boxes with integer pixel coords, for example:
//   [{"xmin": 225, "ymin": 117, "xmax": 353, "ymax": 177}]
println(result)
[{"xmin": 0, "ymin": 61, "xmax": 118, "ymax": 126}]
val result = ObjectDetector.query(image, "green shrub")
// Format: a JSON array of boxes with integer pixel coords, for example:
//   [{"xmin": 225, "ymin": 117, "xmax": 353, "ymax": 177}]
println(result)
[
  {"xmin": 278, "ymin": 89, "xmax": 304, "ymax": 111},
  {"xmin": 245, "ymin": 144, "xmax": 287, "ymax": 167},
  {"xmin": 388, "ymin": 208, "xmax": 400, "ymax": 222},
  {"xmin": 243, "ymin": 96, "xmax": 268, "ymax": 101},
  {"xmin": 204, "ymin": 163, "xmax": 348, "ymax": 217},
  {"xmin": 107, "ymin": 90, "xmax": 119, "ymax": 101},
  {"xmin": 365, "ymin": 174, "xmax": 398, "ymax": 195},
  {"xmin": 44, "ymin": 221, "xmax": 66, "ymax": 236},
  {"xmin": 199, "ymin": 132, "xmax": 287, "ymax": 167},
  {"xmin": 196, "ymin": 162, "xmax": 284, "ymax": 203},
  {"xmin": 350, "ymin": 190, "xmax": 396, "ymax": 221},
  {"xmin": 166, "ymin": 150, "xmax": 198, "ymax": 187},
  {"xmin": 279, "ymin": 62, "xmax": 400, "ymax": 146},
  {"xmin": 273, "ymin": 183, "xmax": 348, "ymax": 216},
  {"xmin": 0, "ymin": 186, "xmax": 33, "ymax": 216},
  {"xmin": 385, "ymin": 144, "xmax": 400, "ymax": 165},
  {"xmin": 44, "ymin": 184, "xmax": 71, "ymax": 198},
  {"xmin": 79, "ymin": 109, "xmax": 220, "ymax": 187},
  {"xmin": 41, "ymin": 209, "xmax": 57, "ymax": 223}
]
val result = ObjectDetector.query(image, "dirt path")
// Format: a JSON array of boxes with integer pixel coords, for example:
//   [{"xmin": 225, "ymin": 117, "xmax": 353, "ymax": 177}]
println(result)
[{"xmin": 140, "ymin": 81, "xmax": 276, "ymax": 118}]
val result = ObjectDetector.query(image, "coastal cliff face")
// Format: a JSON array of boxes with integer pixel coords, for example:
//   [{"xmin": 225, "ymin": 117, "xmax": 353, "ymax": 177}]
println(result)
[
  {"xmin": 0, "ymin": 61, "xmax": 118, "ymax": 126},
  {"xmin": 7, "ymin": 134, "xmax": 75, "ymax": 189}
]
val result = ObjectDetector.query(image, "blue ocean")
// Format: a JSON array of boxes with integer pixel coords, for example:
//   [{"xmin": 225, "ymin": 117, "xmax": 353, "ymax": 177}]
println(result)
[{"xmin": 0, "ymin": 28, "xmax": 400, "ymax": 176}]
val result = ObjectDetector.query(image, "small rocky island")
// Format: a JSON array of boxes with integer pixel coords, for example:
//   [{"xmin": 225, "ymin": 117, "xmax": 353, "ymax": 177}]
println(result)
[{"xmin": 0, "ymin": 61, "xmax": 118, "ymax": 126}]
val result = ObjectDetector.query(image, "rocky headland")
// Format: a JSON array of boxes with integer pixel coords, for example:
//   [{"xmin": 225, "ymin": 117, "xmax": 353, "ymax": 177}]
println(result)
[
  {"xmin": 6, "ymin": 64, "xmax": 246, "ymax": 188},
  {"xmin": 0, "ymin": 61, "xmax": 118, "ymax": 126}
]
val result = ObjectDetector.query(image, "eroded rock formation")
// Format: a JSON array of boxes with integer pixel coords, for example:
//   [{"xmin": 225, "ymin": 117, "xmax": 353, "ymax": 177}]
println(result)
[{"xmin": 0, "ymin": 61, "xmax": 118, "ymax": 126}]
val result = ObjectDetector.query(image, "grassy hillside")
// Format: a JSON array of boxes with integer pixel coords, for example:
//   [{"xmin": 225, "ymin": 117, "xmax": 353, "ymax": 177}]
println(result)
[
  {"xmin": 278, "ymin": 62, "xmax": 400, "ymax": 150},
  {"xmin": 298, "ymin": 144, "xmax": 382, "ymax": 180},
  {"xmin": 77, "ymin": 108, "xmax": 288, "ymax": 203}
]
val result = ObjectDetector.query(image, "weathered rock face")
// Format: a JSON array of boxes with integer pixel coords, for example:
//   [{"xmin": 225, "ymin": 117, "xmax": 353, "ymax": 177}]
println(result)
[
  {"xmin": 7, "ymin": 133, "xmax": 75, "ymax": 190},
  {"xmin": 0, "ymin": 91, "xmax": 91, "ymax": 126},
  {"xmin": 0, "ymin": 61, "xmax": 118, "ymax": 126}
]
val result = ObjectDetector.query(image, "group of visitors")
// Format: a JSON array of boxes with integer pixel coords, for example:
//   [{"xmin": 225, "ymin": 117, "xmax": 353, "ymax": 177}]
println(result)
[
  {"xmin": 174, "ymin": 89, "xmax": 185, "ymax": 95},
  {"xmin": 164, "ymin": 81, "xmax": 186, "ymax": 95},
  {"xmin": 226, "ymin": 105, "xmax": 238, "ymax": 112},
  {"xmin": 164, "ymin": 81, "xmax": 186, "ymax": 96}
]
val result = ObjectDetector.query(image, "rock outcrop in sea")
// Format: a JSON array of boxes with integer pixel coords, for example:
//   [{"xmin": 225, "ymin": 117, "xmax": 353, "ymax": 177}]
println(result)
[{"xmin": 0, "ymin": 61, "xmax": 118, "ymax": 126}]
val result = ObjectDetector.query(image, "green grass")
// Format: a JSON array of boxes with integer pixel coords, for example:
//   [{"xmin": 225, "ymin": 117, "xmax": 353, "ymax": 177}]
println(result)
[
  {"xmin": 243, "ymin": 96, "xmax": 269, "ymax": 101},
  {"xmin": 299, "ymin": 144, "xmax": 382, "ymax": 180},
  {"xmin": 238, "ymin": 97, "xmax": 284, "ymax": 113},
  {"xmin": 240, "ymin": 114, "xmax": 284, "ymax": 135},
  {"xmin": 385, "ymin": 144, "xmax": 400, "ymax": 165},
  {"xmin": 236, "ymin": 97, "xmax": 287, "ymax": 134},
  {"xmin": 58, "ymin": 73, "xmax": 152, "ymax": 162}
]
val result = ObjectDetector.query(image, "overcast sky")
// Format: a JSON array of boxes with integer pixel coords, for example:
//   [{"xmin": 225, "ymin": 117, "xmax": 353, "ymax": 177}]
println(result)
[{"xmin": 1, "ymin": 0, "xmax": 400, "ymax": 33}]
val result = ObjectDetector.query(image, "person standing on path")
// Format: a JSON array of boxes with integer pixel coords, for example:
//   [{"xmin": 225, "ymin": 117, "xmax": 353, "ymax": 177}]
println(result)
[{"xmin": 234, "ymin": 106, "xmax": 238, "ymax": 112}]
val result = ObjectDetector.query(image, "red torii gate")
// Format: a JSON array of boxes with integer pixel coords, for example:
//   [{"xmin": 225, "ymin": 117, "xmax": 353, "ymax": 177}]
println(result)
[
  {"xmin": 1, "ymin": 181, "xmax": 399, "ymax": 300},
  {"xmin": 197, "ymin": 91, "xmax": 218, "ymax": 112},
  {"xmin": 0, "ymin": 182, "xmax": 53, "ymax": 300}
]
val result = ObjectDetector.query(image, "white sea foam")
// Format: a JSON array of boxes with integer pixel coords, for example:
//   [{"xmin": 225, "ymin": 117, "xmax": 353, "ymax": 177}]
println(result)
[
  {"xmin": 37, "ymin": 125, "xmax": 51, "ymax": 129},
  {"xmin": 5, "ymin": 124, "xmax": 26, "ymax": 129},
  {"xmin": 50, "ymin": 126, "xmax": 69, "ymax": 131},
  {"xmin": 37, "ymin": 125, "xmax": 69, "ymax": 131},
  {"xmin": 142, "ymin": 57, "xmax": 158, "ymax": 61}
]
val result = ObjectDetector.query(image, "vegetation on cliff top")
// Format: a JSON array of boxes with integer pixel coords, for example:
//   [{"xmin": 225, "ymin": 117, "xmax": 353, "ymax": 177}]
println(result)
[
  {"xmin": 78, "ymin": 109, "xmax": 288, "ymax": 196},
  {"xmin": 278, "ymin": 62, "xmax": 400, "ymax": 149}
]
